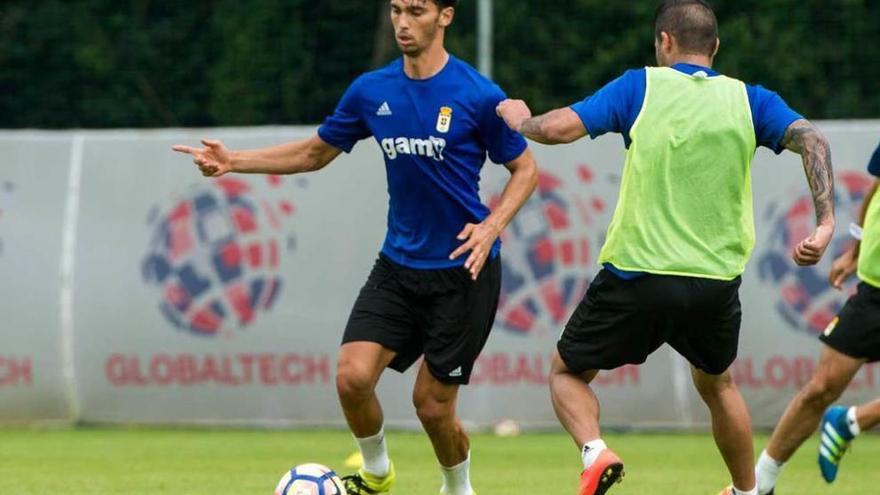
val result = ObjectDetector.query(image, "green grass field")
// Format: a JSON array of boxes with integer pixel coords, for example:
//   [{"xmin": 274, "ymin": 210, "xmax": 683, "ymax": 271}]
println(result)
[{"xmin": 0, "ymin": 428, "xmax": 877, "ymax": 494}]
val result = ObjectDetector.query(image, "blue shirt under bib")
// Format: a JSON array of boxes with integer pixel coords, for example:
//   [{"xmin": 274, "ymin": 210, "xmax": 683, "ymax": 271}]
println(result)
[
  {"xmin": 569, "ymin": 63, "xmax": 804, "ymax": 280},
  {"xmin": 868, "ymin": 142, "xmax": 880, "ymax": 177}
]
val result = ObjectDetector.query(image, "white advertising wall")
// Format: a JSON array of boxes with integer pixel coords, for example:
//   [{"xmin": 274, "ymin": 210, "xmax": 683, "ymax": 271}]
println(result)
[
  {"xmin": 0, "ymin": 123, "xmax": 878, "ymax": 429},
  {"xmin": 0, "ymin": 134, "xmax": 76, "ymax": 421}
]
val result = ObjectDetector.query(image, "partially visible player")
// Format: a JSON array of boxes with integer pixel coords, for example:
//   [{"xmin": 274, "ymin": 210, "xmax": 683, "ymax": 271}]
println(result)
[
  {"xmin": 173, "ymin": 1, "xmax": 538, "ymax": 495},
  {"xmin": 755, "ymin": 142, "xmax": 880, "ymax": 494},
  {"xmin": 496, "ymin": 1, "xmax": 835, "ymax": 494}
]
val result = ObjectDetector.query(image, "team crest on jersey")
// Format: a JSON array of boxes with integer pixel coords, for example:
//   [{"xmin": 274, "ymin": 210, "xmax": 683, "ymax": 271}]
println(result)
[
  {"xmin": 823, "ymin": 316, "xmax": 840, "ymax": 336},
  {"xmin": 436, "ymin": 106, "xmax": 453, "ymax": 133}
]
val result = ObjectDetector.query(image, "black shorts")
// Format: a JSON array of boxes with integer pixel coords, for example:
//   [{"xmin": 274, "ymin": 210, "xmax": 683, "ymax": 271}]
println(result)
[
  {"xmin": 343, "ymin": 254, "xmax": 502, "ymax": 385},
  {"xmin": 819, "ymin": 282, "xmax": 880, "ymax": 362},
  {"xmin": 558, "ymin": 269, "xmax": 742, "ymax": 375}
]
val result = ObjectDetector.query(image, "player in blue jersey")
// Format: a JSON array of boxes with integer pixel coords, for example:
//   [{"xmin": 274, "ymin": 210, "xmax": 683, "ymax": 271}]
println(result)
[
  {"xmin": 754, "ymin": 143, "xmax": 880, "ymax": 495},
  {"xmin": 173, "ymin": 1, "xmax": 538, "ymax": 494},
  {"xmin": 497, "ymin": 2, "xmax": 834, "ymax": 495}
]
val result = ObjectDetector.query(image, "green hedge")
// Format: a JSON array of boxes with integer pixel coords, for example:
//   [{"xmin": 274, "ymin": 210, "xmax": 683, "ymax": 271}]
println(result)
[{"xmin": 2, "ymin": 0, "xmax": 878, "ymax": 128}]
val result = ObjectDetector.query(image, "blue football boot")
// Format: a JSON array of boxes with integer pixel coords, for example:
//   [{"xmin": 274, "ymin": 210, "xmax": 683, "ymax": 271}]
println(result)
[{"xmin": 818, "ymin": 406, "xmax": 855, "ymax": 483}]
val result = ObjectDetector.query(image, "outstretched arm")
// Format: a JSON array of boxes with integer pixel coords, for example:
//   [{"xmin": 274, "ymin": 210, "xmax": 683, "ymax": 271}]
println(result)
[
  {"xmin": 449, "ymin": 148, "xmax": 539, "ymax": 280},
  {"xmin": 496, "ymin": 100, "xmax": 587, "ymax": 145},
  {"xmin": 780, "ymin": 119, "xmax": 836, "ymax": 266},
  {"xmin": 172, "ymin": 134, "xmax": 342, "ymax": 177}
]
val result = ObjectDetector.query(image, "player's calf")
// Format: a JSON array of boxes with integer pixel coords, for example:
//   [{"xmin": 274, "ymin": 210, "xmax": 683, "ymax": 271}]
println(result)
[
  {"xmin": 413, "ymin": 365, "xmax": 476, "ymax": 495},
  {"xmin": 856, "ymin": 398, "xmax": 880, "ymax": 430}
]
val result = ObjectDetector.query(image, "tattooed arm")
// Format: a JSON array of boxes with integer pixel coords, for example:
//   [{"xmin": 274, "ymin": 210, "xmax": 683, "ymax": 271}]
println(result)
[
  {"xmin": 781, "ymin": 119, "xmax": 836, "ymax": 266},
  {"xmin": 496, "ymin": 100, "xmax": 587, "ymax": 145},
  {"xmin": 782, "ymin": 119, "xmax": 835, "ymax": 225}
]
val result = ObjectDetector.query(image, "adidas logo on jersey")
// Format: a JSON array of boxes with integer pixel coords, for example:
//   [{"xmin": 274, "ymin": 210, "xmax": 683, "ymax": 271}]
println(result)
[
  {"xmin": 380, "ymin": 136, "xmax": 447, "ymax": 161},
  {"xmin": 376, "ymin": 102, "xmax": 393, "ymax": 116},
  {"xmin": 448, "ymin": 366, "xmax": 463, "ymax": 378}
]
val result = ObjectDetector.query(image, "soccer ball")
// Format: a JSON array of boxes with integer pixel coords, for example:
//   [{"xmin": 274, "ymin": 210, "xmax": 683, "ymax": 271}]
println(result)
[
  {"xmin": 493, "ymin": 418, "xmax": 522, "ymax": 437},
  {"xmin": 274, "ymin": 464, "xmax": 347, "ymax": 495}
]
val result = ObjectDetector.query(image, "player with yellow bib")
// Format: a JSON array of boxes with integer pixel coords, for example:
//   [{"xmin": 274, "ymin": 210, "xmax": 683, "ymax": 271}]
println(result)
[
  {"xmin": 496, "ymin": 1, "xmax": 835, "ymax": 494},
  {"xmin": 756, "ymin": 143, "xmax": 880, "ymax": 494}
]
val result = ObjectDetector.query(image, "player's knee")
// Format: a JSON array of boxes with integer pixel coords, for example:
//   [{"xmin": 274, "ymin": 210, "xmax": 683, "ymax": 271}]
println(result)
[
  {"xmin": 549, "ymin": 352, "xmax": 569, "ymax": 377},
  {"xmin": 413, "ymin": 393, "xmax": 454, "ymax": 429},
  {"xmin": 801, "ymin": 375, "xmax": 844, "ymax": 408},
  {"xmin": 335, "ymin": 362, "xmax": 376, "ymax": 402},
  {"xmin": 549, "ymin": 352, "xmax": 596, "ymax": 383},
  {"xmin": 692, "ymin": 368, "xmax": 734, "ymax": 400}
]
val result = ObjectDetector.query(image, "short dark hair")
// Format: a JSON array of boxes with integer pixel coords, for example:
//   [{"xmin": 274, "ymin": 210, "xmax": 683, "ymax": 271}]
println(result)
[
  {"xmin": 433, "ymin": 0, "xmax": 458, "ymax": 7},
  {"xmin": 654, "ymin": 0, "xmax": 718, "ymax": 56}
]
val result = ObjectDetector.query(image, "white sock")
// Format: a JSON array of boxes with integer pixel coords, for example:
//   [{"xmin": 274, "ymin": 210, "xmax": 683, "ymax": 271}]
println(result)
[
  {"xmin": 581, "ymin": 439, "xmax": 608, "ymax": 469},
  {"xmin": 440, "ymin": 452, "xmax": 473, "ymax": 495},
  {"xmin": 355, "ymin": 426, "xmax": 390, "ymax": 477},
  {"xmin": 755, "ymin": 450, "xmax": 784, "ymax": 495},
  {"xmin": 732, "ymin": 486, "xmax": 758, "ymax": 495},
  {"xmin": 847, "ymin": 406, "xmax": 862, "ymax": 436}
]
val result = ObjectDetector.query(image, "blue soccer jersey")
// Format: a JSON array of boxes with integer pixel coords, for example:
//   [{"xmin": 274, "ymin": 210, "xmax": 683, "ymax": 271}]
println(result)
[
  {"xmin": 570, "ymin": 63, "xmax": 804, "ymax": 153},
  {"xmin": 868, "ymin": 142, "xmax": 880, "ymax": 177},
  {"xmin": 318, "ymin": 56, "xmax": 527, "ymax": 269}
]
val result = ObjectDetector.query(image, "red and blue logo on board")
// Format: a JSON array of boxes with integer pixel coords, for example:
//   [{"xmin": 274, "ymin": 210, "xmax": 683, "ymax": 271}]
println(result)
[
  {"xmin": 142, "ymin": 175, "xmax": 298, "ymax": 337},
  {"xmin": 757, "ymin": 171, "xmax": 872, "ymax": 336},
  {"xmin": 492, "ymin": 166, "xmax": 616, "ymax": 336}
]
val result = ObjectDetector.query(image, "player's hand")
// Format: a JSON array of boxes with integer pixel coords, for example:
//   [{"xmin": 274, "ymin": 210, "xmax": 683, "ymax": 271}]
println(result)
[
  {"xmin": 449, "ymin": 221, "xmax": 501, "ymax": 281},
  {"xmin": 792, "ymin": 223, "xmax": 834, "ymax": 266},
  {"xmin": 171, "ymin": 139, "xmax": 232, "ymax": 177},
  {"xmin": 829, "ymin": 249, "xmax": 858, "ymax": 290},
  {"xmin": 496, "ymin": 99, "xmax": 532, "ymax": 132}
]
